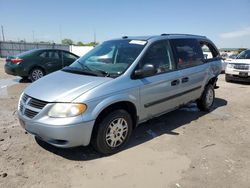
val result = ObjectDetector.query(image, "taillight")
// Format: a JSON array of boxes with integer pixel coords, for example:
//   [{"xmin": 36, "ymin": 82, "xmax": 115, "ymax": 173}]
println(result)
[{"xmin": 11, "ymin": 58, "xmax": 23, "ymax": 64}]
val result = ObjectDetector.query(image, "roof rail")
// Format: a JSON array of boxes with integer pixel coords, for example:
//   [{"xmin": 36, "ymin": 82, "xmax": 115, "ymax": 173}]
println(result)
[{"xmin": 161, "ymin": 33, "xmax": 206, "ymax": 37}]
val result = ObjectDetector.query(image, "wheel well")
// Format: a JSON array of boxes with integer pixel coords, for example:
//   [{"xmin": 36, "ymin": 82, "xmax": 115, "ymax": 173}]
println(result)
[
  {"xmin": 207, "ymin": 77, "xmax": 217, "ymax": 87},
  {"xmin": 94, "ymin": 101, "xmax": 138, "ymax": 130},
  {"xmin": 29, "ymin": 66, "xmax": 46, "ymax": 75}
]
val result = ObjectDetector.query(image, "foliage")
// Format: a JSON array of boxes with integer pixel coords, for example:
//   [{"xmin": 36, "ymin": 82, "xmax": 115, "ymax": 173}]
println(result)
[
  {"xmin": 61, "ymin": 38, "xmax": 74, "ymax": 45},
  {"xmin": 76, "ymin": 41, "xmax": 84, "ymax": 46}
]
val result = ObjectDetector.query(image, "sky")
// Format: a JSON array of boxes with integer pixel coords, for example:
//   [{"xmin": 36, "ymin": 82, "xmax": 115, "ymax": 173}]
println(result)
[{"xmin": 0, "ymin": 0, "xmax": 250, "ymax": 48}]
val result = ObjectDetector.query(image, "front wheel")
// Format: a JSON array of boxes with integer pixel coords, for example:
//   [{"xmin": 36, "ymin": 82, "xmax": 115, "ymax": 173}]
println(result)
[
  {"xmin": 197, "ymin": 84, "xmax": 215, "ymax": 111},
  {"xmin": 29, "ymin": 68, "xmax": 45, "ymax": 82},
  {"xmin": 91, "ymin": 109, "xmax": 133, "ymax": 155}
]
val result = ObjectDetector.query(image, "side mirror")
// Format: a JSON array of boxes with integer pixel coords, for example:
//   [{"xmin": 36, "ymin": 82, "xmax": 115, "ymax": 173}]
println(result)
[{"xmin": 134, "ymin": 64, "xmax": 157, "ymax": 78}]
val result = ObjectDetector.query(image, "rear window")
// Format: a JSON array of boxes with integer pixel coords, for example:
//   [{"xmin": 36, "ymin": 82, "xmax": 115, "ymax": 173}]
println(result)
[
  {"xmin": 171, "ymin": 39, "xmax": 203, "ymax": 69},
  {"xmin": 17, "ymin": 49, "xmax": 38, "ymax": 58}
]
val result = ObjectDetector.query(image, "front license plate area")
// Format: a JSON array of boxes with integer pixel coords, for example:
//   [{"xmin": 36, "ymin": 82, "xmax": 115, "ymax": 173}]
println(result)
[{"xmin": 239, "ymin": 72, "xmax": 248, "ymax": 77}]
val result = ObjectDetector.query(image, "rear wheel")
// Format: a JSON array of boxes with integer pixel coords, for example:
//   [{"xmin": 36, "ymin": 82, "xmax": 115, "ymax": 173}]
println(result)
[
  {"xmin": 29, "ymin": 67, "xmax": 44, "ymax": 82},
  {"xmin": 197, "ymin": 84, "xmax": 215, "ymax": 111},
  {"xmin": 91, "ymin": 109, "xmax": 133, "ymax": 155}
]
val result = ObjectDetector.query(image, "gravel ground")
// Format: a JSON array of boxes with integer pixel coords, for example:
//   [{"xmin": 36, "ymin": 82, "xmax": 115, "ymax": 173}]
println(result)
[{"xmin": 0, "ymin": 58, "xmax": 250, "ymax": 188}]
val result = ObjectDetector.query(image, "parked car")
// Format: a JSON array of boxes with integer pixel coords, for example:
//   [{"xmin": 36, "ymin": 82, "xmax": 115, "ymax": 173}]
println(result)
[
  {"xmin": 4, "ymin": 49, "xmax": 79, "ymax": 81},
  {"xmin": 225, "ymin": 49, "xmax": 250, "ymax": 82},
  {"xmin": 18, "ymin": 34, "xmax": 222, "ymax": 155}
]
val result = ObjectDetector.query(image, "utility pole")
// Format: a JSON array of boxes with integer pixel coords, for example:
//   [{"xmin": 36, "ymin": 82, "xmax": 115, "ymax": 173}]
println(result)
[
  {"xmin": 32, "ymin": 30, "xmax": 35, "ymax": 42},
  {"xmin": 59, "ymin": 25, "xmax": 62, "ymax": 43},
  {"xmin": 94, "ymin": 29, "xmax": 96, "ymax": 43},
  {"xmin": 1, "ymin": 25, "xmax": 5, "ymax": 41}
]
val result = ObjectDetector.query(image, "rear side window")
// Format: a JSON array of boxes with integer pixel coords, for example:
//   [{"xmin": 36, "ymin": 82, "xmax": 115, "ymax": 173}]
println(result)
[
  {"xmin": 200, "ymin": 41, "xmax": 219, "ymax": 60},
  {"xmin": 63, "ymin": 52, "xmax": 78, "ymax": 60},
  {"xmin": 48, "ymin": 51, "xmax": 60, "ymax": 59},
  {"xmin": 39, "ymin": 51, "xmax": 47, "ymax": 58},
  {"xmin": 171, "ymin": 39, "xmax": 203, "ymax": 69},
  {"xmin": 39, "ymin": 51, "xmax": 60, "ymax": 59}
]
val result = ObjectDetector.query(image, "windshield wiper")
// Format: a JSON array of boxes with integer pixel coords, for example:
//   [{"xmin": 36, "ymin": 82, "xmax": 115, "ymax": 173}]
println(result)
[
  {"xmin": 74, "ymin": 60, "xmax": 109, "ymax": 77},
  {"xmin": 89, "ymin": 67, "xmax": 110, "ymax": 77}
]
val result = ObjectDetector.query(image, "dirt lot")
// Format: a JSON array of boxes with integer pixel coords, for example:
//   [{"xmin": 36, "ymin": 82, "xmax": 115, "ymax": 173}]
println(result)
[{"xmin": 0, "ymin": 58, "xmax": 250, "ymax": 188}]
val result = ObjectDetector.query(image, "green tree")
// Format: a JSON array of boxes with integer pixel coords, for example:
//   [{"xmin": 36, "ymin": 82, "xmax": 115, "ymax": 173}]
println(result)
[
  {"xmin": 76, "ymin": 41, "xmax": 84, "ymax": 46},
  {"xmin": 84, "ymin": 42, "xmax": 99, "ymax": 46},
  {"xmin": 61, "ymin": 38, "xmax": 74, "ymax": 45}
]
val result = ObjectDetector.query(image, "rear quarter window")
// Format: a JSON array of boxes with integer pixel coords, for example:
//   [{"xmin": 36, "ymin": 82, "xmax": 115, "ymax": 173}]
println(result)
[
  {"xmin": 199, "ymin": 41, "xmax": 219, "ymax": 61},
  {"xmin": 171, "ymin": 39, "xmax": 203, "ymax": 69}
]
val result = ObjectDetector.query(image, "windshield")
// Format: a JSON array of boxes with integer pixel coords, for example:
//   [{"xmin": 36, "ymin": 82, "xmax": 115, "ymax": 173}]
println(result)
[
  {"xmin": 68, "ymin": 39, "xmax": 147, "ymax": 77},
  {"xmin": 237, "ymin": 50, "xmax": 250, "ymax": 59}
]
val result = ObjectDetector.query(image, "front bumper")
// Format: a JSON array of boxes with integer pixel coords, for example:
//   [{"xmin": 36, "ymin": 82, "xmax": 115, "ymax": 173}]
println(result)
[
  {"xmin": 18, "ymin": 113, "xmax": 95, "ymax": 148},
  {"xmin": 226, "ymin": 68, "xmax": 250, "ymax": 82}
]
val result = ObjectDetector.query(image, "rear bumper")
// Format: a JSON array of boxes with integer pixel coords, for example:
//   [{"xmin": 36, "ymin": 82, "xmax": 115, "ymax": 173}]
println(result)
[
  {"xmin": 18, "ymin": 113, "xmax": 95, "ymax": 148},
  {"xmin": 4, "ymin": 64, "xmax": 17, "ymax": 76}
]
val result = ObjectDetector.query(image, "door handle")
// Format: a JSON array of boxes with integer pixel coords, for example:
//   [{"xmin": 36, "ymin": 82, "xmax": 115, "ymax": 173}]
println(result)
[
  {"xmin": 181, "ymin": 77, "xmax": 189, "ymax": 83},
  {"xmin": 171, "ymin": 79, "xmax": 180, "ymax": 86}
]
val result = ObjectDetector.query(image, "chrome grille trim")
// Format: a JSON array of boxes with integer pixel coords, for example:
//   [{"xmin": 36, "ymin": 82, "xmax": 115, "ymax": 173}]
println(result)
[
  {"xmin": 19, "ymin": 94, "xmax": 48, "ymax": 119},
  {"xmin": 234, "ymin": 64, "xmax": 249, "ymax": 70}
]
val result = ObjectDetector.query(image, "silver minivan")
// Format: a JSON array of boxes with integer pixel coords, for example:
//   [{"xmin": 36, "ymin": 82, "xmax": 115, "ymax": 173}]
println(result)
[{"xmin": 18, "ymin": 34, "xmax": 222, "ymax": 154}]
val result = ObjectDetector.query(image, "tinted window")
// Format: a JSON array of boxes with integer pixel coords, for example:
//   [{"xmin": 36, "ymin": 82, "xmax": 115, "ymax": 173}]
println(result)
[
  {"xmin": 140, "ymin": 41, "xmax": 175, "ymax": 74},
  {"xmin": 63, "ymin": 52, "xmax": 78, "ymax": 60},
  {"xmin": 171, "ymin": 39, "xmax": 203, "ymax": 69},
  {"xmin": 39, "ymin": 51, "xmax": 47, "ymax": 58},
  {"xmin": 237, "ymin": 50, "xmax": 250, "ymax": 59},
  {"xmin": 48, "ymin": 51, "xmax": 60, "ymax": 59}
]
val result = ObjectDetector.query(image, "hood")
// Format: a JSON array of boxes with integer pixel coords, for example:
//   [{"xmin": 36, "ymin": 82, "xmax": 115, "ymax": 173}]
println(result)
[
  {"xmin": 227, "ymin": 59, "xmax": 250, "ymax": 64},
  {"xmin": 24, "ymin": 70, "xmax": 113, "ymax": 102}
]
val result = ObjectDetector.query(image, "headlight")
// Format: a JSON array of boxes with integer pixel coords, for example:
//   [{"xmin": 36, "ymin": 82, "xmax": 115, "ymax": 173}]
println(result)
[
  {"xmin": 227, "ymin": 63, "xmax": 234, "ymax": 69},
  {"xmin": 48, "ymin": 103, "xmax": 87, "ymax": 118}
]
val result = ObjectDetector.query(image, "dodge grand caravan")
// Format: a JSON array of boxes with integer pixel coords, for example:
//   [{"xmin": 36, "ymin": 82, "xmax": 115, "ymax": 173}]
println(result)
[{"xmin": 18, "ymin": 34, "xmax": 222, "ymax": 155}]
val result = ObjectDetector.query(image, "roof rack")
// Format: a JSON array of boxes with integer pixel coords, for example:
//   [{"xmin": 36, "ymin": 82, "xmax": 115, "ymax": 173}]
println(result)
[
  {"xmin": 122, "ymin": 36, "xmax": 128, "ymax": 39},
  {"xmin": 161, "ymin": 33, "xmax": 206, "ymax": 37}
]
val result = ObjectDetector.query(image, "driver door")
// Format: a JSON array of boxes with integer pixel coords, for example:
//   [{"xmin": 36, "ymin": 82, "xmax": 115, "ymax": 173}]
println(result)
[{"xmin": 138, "ymin": 40, "xmax": 183, "ymax": 121}]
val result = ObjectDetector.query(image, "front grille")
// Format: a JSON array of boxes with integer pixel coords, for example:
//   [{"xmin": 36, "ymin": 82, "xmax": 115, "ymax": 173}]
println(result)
[
  {"xmin": 29, "ymin": 98, "xmax": 47, "ymax": 109},
  {"xmin": 234, "ymin": 64, "xmax": 249, "ymax": 70},
  {"xmin": 22, "ymin": 93, "xmax": 28, "ymax": 103},
  {"xmin": 24, "ymin": 108, "xmax": 39, "ymax": 118},
  {"xmin": 19, "ymin": 94, "xmax": 48, "ymax": 119}
]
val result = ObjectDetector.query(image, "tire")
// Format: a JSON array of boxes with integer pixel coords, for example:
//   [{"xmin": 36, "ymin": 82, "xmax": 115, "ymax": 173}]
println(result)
[
  {"xmin": 91, "ymin": 109, "xmax": 133, "ymax": 155},
  {"xmin": 225, "ymin": 74, "xmax": 231, "ymax": 82},
  {"xmin": 29, "ymin": 67, "xmax": 45, "ymax": 82},
  {"xmin": 21, "ymin": 76, "xmax": 28, "ymax": 80},
  {"xmin": 197, "ymin": 84, "xmax": 215, "ymax": 112}
]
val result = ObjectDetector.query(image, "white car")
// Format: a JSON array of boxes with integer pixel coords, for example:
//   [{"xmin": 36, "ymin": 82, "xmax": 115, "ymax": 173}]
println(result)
[{"xmin": 225, "ymin": 49, "xmax": 250, "ymax": 82}]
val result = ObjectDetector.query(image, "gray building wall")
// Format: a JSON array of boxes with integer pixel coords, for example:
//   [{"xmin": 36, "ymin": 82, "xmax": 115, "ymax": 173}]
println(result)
[{"xmin": 0, "ymin": 41, "xmax": 69, "ymax": 57}]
